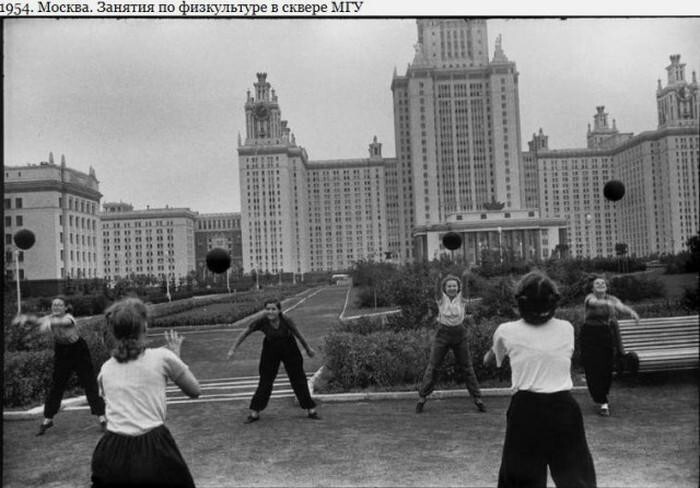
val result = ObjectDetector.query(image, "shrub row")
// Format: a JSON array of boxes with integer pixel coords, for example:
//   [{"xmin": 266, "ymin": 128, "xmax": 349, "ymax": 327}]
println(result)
[
  {"xmin": 320, "ymin": 299, "xmax": 696, "ymax": 393},
  {"xmin": 321, "ymin": 316, "xmax": 507, "ymax": 392},
  {"xmin": 3, "ymin": 286, "xmax": 312, "ymax": 407},
  {"xmin": 3, "ymin": 315, "xmax": 111, "ymax": 408}
]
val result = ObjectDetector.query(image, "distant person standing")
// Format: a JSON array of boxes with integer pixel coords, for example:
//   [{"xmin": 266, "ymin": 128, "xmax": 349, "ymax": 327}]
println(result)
[
  {"xmin": 581, "ymin": 276, "xmax": 640, "ymax": 417},
  {"xmin": 485, "ymin": 271, "xmax": 596, "ymax": 488},
  {"xmin": 91, "ymin": 297, "xmax": 201, "ymax": 488},
  {"xmin": 31, "ymin": 296, "xmax": 106, "ymax": 436},
  {"xmin": 227, "ymin": 300, "xmax": 319, "ymax": 423},
  {"xmin": 416, "ymin": 272, "xmax": 486, "ymax": 414}
]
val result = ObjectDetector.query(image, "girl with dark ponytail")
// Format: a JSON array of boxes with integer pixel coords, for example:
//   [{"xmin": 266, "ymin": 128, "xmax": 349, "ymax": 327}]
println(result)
[{"xmin": 484, "ymin": 271, "xmax": 596, "ymax": 488}]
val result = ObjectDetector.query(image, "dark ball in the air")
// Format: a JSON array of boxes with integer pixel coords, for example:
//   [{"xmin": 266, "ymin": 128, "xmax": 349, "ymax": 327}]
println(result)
[
  {"xmin": 13, "ymin": 229, "xmax": 36, "ymax": 250},
  {"xmin": 442, "ymin": 232, "xmax": 462, "ymax": 251},
  {"xmin": 603, "ymin": 180, "xmax": 626, "ymax": 202},
  {"xmin": 206, "ymin": 248, "xmax": 231, "ymax": 274}
]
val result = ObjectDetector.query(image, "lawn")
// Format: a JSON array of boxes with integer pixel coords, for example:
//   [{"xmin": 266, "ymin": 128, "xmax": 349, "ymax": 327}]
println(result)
[
  {"xmin": 4, "ymin": 284, "xmax": 699, "ymax": 487},
  {"xmin": 3, "ymin": 372, "xmax": 697, "ymax": 487},
  {"xmin": 146, "ymin": 286, "xmax": 345, "ymax": 380}
]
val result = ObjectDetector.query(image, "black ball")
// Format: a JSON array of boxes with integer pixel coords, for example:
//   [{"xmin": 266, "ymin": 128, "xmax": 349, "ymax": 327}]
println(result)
[
  {"xmin": 205, "ymin": 248, "xmax": 231, "ymax": 274},
  {"xmin": 13, "ymin": 229, "xmax": 36, "ymax": 250},
  {"xmin": 603, "ymin": 180, "xmax": 625, "ymax": 202},
  {"xmin": 442, "ymin": 232, "xmax": 462, "ymax": 251}
]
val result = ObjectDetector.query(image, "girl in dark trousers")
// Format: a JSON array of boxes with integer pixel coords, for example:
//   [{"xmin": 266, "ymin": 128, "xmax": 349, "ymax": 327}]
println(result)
[
  {"xmin": 31, "ymin": 297, "xmax": 106, "ymax": 436},
  {"xmin": 581, "ymin": 276, "xmax": 640, "ymax": 417},
  {"xmin": 416, "ymin": 272, "xmax": 485, "ymax": 414},
  {"xmin": 227, "ymin": 300, "xmax": 319, "ymax": 423},
  {"xmin": 91, "ymin": 297, "xmax": 201, "ymax": 488},
  {"xmin": 484, "ymin": 271, "xmax": 596, "ymax": 488}
]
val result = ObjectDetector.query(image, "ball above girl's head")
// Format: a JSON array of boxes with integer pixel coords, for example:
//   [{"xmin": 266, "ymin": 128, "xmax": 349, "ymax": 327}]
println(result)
[{"xmin": 515, "ymin": 271, "xmax": 561, "ymax": 326}]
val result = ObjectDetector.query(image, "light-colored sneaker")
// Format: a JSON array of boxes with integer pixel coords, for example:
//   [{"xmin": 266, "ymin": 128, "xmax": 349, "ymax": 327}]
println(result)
[{"xmin": 598, "ymin": 405, "xmax": 610, "ymax": 417}]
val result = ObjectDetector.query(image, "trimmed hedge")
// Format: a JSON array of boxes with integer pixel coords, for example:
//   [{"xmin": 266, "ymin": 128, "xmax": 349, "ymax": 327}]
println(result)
[
  {"xmin": 321, "ymin": 315, "xmax": 508, "ymax": 392},
  {"xmin": 3, "ymin": 315, "xmax": 111, "ymax": 408},
  {"xmin": 320, "ymin": 297, "xmax": 695, "ymax": 393}
]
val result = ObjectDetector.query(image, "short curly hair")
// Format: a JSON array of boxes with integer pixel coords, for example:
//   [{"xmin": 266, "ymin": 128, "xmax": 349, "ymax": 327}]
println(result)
[{"xmin": 514, "ymin": 271, "xmax": 561, "ymax": 325}]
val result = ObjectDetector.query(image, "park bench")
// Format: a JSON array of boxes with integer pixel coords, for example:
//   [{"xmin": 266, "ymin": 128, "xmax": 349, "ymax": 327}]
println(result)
[{"xmin": 617, "ymin": 315, "xmax": 699, "ymax": 374}]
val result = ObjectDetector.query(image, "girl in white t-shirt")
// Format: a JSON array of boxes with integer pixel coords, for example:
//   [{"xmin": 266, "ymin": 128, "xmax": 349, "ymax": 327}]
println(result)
[
  {"xmin": 91, "ymin": 298, "xmax": 201, "ymax": 488},
  {"xmin": 484, "ymin": 271, "xmax": 596, "ymax": 488}
]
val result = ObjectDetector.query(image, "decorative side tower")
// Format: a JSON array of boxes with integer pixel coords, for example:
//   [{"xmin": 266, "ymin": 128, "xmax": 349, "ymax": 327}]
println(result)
[
  {"xmin": 238, "ymin": 73, "xmax": 310, "ymax": 275},
  {"xmin": 657, "ymin": 54, "xmax": 699, "ymax": 128}
]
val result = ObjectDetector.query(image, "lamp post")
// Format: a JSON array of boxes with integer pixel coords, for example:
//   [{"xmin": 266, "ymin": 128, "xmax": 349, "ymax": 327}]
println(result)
[
  {"xmin": 12, "ymin": 229, "xmax": 36, "ymax": 316},
  {"xmin": 226, "ymin": 267, "xmax": 232, "ymax": 294},
  {"xmin": 497, "ymin": 227, "xmax": 503, "ymax": 264}
]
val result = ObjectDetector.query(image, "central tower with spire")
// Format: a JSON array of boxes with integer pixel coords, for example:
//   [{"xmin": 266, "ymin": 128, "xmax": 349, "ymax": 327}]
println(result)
[{"xmin": 388, "ymin": 19, "xmax": 524, "ymax": 262}]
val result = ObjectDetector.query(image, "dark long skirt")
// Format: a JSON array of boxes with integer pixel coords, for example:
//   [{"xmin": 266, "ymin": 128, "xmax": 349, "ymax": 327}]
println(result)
[
  {"xmin": 91, "ymin": 424, "xmax": 195, "ymax": 488},
  {"xmin": 580, "ymin": 324, "xmax": 615, "ymax": 404},
  {"xmin": 498, "ymin": 390, "xmax": 596, "ymax": 488}
]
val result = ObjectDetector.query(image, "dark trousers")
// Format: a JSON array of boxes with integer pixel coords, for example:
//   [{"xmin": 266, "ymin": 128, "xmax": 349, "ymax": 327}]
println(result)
[
  {"xmin": 580, "ymin": 325, "xmax": 614, "ymax": 404},
  {"xmin": 250, "ymin": 336, "xmax": 316, "ymax": 412},
  {"xmin": 92, "ymin": 424, "xmax": 195, "ymax": 488},
  {"xmin": 498, "ymin": 391, "xmax": 597, "ymax": 488},
  {"xmin": 44, "ymin": 338, "xmax": 105, "ymax": 418},
  {"xmin": 418, "ymin": 324, "xmax": 481, "ymax": 399}
]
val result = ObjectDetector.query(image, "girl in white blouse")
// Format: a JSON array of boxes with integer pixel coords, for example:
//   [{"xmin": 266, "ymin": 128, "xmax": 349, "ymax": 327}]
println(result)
[
  {"xmin": 91, "ymin": 298, "xmax": 201, "ymax": 488},
  {"xmin": 416, "ymin": 272, "xmax": 485, "ymax": 413},
  {"xmin": 484, "ymin": 271, "xmax": 596, "ymax": 488}
]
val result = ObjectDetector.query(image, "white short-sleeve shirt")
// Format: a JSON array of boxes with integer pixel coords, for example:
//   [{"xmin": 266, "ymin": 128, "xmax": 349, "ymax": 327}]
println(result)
[
  {"xmin": 98, "ymin": 347, "xmax": 189, "ymax": 436},
  {"xmin": 491, "ymin": 318, "xmax": 574, "ymax": 393}
]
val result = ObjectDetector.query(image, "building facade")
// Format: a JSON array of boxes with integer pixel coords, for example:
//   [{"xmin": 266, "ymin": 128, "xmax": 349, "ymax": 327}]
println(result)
[
  {"xmin": 4, "ymin": 155, "xmax": 102, "ymax": 282},
  {"xmin": 237, "ymin": 73, "xmax": 394, "ymax": 274},
  {"xmin": 391, "ymin": 20, "xmax": 525, "ymax": 263},
  {"xmin": 527, "ymin": 55, "xmax": 699, "ymax": 258},
  {"xmin": 100, "ymin": 202, "xmax": 197, "ymax": 283},
  {"xmin": 414, "ymin": 209, "xmax": 567, "ymax": 264},
  {"xmin": 306, "ymin": 138, "xmax": 394, "ymax": 271},
  {"xmin": 194, "ymin": 212, "xmax": 242, "ymax": 281}
]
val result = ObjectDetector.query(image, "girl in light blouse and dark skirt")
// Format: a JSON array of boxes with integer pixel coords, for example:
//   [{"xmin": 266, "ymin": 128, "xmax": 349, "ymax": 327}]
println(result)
[
  {"xmin": 484, "ymin": 271, "xmax": 596, "ymax": 488},
  {"xmin": 416, "ymin": 272, "xmax": 485, "ymax": 414},
  {"xmin": 581, "ymin": 276, "xmax": 640, "ymax": 417},
  {"xmin": 91, "ymin": 298, "xmax": 201, "ymax": 488}
]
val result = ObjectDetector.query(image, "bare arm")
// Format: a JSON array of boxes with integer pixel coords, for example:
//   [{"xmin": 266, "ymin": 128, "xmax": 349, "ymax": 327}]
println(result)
[
  {"xmin": 173, "ymin": 369, "xmax": 201, "ymax": 398},
  {"xmin": 460, "ymin": 269, "xmax": 471, "ymax": 300},
  {"xmin": 230, "ymin": 309, "xmax": 266, "ymax": 329},
  {"xmin": 227, "ymin": 324, "xmax": 258, "ymax": 359},
  {"xmin": 286, "ymin": 316, "xmax": 314, "ymax": 357},
  {"xmin": 163, "ymin": 330, "xmax": 201, "ymax": 398},
  {"xmin": 483, "ymin": 349, "xmax": 496, "ymax": 367},
  {"xmin": 613, "ymin": 298, "xmax": 640, "ymax": 323}
]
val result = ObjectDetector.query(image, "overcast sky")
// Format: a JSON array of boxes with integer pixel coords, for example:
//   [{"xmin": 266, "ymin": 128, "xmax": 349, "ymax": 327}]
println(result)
[{"xmin": 4, "ymin": 17, "xmax": 700, "ymax": 213}]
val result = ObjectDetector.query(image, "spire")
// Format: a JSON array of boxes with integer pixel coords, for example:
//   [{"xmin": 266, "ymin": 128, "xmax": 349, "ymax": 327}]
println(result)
[
  {"xmin": 411, "ymin": 42, "xmax": 429, "ymax": 67},
  {"xmin": 49, "ymin": 152, "xmax": 54, "ymax": 164},
  {"xmin": 491, "ymin": 34, "xmax": 509, "ymax": 63},
  {"xmin": 237, "ymin": 132, "xmax": 242, "ymax": 147},
  {"xmin": 61, "ymin": 154, "xmax": 66, "ymax": 165},
  {"xmin": 666, "ymin": 54, "xmax": 686, "ymax": 85}
]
